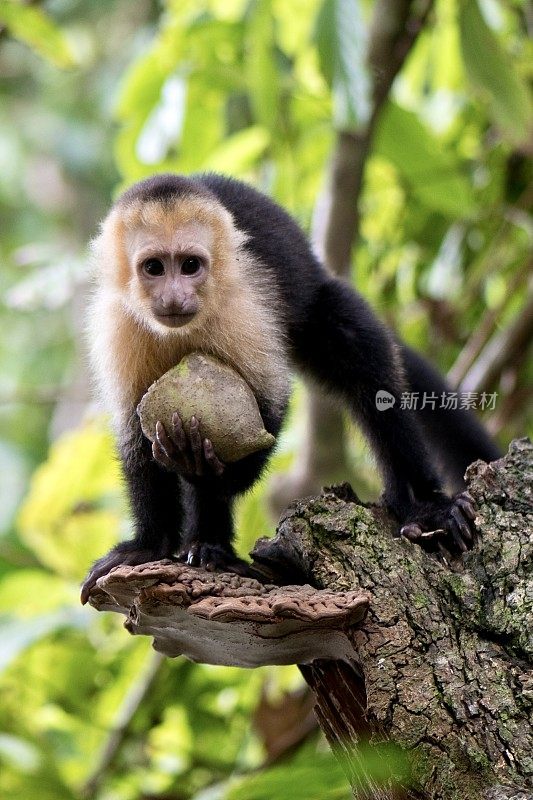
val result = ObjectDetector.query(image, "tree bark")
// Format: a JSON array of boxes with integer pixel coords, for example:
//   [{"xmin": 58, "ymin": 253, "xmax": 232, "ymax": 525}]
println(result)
[{"xmin": 256, "ymin": 439, "xmax": 533, "ymax": 798}]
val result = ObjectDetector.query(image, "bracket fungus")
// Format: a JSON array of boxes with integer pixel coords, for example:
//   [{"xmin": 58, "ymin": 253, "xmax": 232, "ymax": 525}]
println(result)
[{"xmin": 88, "ymin": 561, "xmax": 370, "ymax": 668}]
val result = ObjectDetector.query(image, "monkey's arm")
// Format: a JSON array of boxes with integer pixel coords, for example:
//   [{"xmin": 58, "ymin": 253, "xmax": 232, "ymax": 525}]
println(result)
[
  {"xmin": 291, "ymin": 278, "xmax": 476, "ymax": 554},
  {"xmin": 400, "ymin": 345, "xmax": 501, "ymax": 489},
  {"xmin": 152, "ymin": 407, "xmax": 280, "ymax": 570}
]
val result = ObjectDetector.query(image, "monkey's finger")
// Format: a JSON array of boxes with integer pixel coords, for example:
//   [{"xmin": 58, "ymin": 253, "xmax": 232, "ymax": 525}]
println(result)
[
  {"xmin": 459, "ymin": 491, "xmax": 475, "ymax": 505},
  {"xmin": 80, "ymin": 573, "xmax": 98, "ymax": 604},
  {"xmin": 450, "ymin": 506, "xmax": 473, "ymax": 545},
  {"xmin": 456, "ymin": 495, "xmax": 476, "ymax": 520},
  {"xmin": 400, "ymin": 523, "xmax": 423, "ymax": 541},
  {"xmin": 447, "ymin": 523, "xmax": 469, "ymax": 554},
  {"xmin": 203, "ymin": 439, "xmax": 225, "ymax": 476},
  {"xmin": 81, "ymin": 563, "xmax": 114, "ymax": 604},
  {"xmin": 189, "ymin": 416, "xmax": 204, "ymax": 475},
  {"xmin": 184, "ymin": 543, "xmax": 201, "ymax": 567},
  {"xmin": 171, "ymin": 412, "xmax": 188, "ymax": 452},
  {"xmin": 155, "ymin": 421, "xmax": 177, "ymax": 460},
  {"xmin": 152, "ymin": 440, "xmax": 175, "ymax": 470},
  {"xmin": 170, "ymin": 413, "xmax": 195, "ymax": 472},
  {"xmin": 154, "ymin": 426, "xmax": 185, "ymax": 470}
]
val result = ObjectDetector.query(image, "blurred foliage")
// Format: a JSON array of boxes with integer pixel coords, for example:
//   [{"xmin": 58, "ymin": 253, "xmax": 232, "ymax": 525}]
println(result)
[
  {"xmin": 17, "ymin": 420, "xmax": 123, "ymax": 580},
  {"xmin": 0, "ymin": 0, "xmax": 532, "ymax": 798}
]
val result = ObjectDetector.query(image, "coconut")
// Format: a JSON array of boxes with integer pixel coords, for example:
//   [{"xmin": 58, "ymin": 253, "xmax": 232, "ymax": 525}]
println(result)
[{"xmin": 137, "ymin": 353, "xmax": 275, "ymax": 463}]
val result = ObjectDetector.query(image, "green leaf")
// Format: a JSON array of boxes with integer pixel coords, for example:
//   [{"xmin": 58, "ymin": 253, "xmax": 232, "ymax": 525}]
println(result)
[
  {"xmin": 0, "ymin": 1, "xmax": 75, "ymax": 68},
  {"xmin": 116, "ymin": 51, "xmax": 168, "ymax": 121},
  {"xmin": 245, "ymin": 0, "xmax": 280, "ymax": 131},
  {"xmin": 0, "ymin": 609, "xmax": 88, "ymax": 673},
  {"xmin": 0, "ymin": 570, "xmax": 73, "ymax": 615},
  {"xmin": 458, "ymin": 0, "xmax": 533, "ymax": 145},
  {"xmin": 314, "ymin": 0, "xmax": 371, "ymax": 131},
  {"xmin": 202, "ymin": 125, "xmax": 270, "ymax": 172},
  {"xmin": 374, "ymin": 102, "xmax": 476, "ymax": 218},
  {"xmin": 17, "ymin": 421, "xmax": 122, "ymax": 580},
  {"xmin": 225, "ymin": 753, "xmax": 351, "ymax": 800}
]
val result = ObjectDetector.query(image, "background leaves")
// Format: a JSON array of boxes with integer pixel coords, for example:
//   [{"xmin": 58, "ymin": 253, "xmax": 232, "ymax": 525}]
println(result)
[
  {"xmin": 0, "ymin": 0, "xmax": 531, "ymax": 798},
  {"xmin": 458, "ymin": 0, "xmax": 533, "ymax": 146}
]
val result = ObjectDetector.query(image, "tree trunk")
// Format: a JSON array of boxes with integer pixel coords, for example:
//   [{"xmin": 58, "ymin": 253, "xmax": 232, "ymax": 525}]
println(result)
[{"xmin": 255, "ymin": 439, "xmax": 533, "ymax": 798}]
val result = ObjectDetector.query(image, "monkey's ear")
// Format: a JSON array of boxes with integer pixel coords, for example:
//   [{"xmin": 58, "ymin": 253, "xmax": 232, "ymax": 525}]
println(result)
[
  {"xmin": 89, "ymin": 229, "xmax": 105, "ymax": 264},
  {"xmin": 222, "ymin": 209, "xmax": 248, "ymax": 249},
  {"xmin": 89, "ymin": 209, "xmax": 130, "ymax": 285}
]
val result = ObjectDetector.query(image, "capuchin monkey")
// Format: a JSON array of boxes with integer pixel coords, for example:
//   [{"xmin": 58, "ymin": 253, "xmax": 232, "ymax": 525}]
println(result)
[{"xmin": 80, "ymin": 173, "xmax": 501, "ymax": 602}]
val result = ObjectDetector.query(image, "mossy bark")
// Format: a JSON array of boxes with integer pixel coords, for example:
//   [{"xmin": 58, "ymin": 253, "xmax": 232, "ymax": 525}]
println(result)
[{"xmin": 253, "ymin": 440, "xmax": 533, "ymax": 798}]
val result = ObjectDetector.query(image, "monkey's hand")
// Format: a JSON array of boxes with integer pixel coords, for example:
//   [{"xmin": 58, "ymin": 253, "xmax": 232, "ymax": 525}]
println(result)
[
  {"xmin": 80, "ymin": 540, "xmax": 174, "ymax": 604},
  {"xmin": 399, "ymin": 491, "xmax": 476, "ymax": 558},
  {"xmin": 152, "ymin": 413, "xmax": 225, "ymax": 482}
]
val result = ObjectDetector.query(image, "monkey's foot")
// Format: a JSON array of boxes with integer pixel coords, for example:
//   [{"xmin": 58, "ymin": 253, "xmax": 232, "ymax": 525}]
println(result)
[
  {"xmin": 81, "ymin": 541, "xmax": 175, "ymax": 605},
  {"xmin": 152, "ymin": 413, "xmax": 225, "ymax": 481},
  {"xmin": 178, "ymin": 542, "xmax": 249, "ymax": 574},
  {"xmin": 400, "ymin": 491, "xmax": 477, "ymax": 557}
]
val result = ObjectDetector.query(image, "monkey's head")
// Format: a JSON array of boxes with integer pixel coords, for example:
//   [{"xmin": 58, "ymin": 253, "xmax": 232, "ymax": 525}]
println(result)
[{"xmin": 93, "ymin": 175, "xmax": 245, "ymax": 336}]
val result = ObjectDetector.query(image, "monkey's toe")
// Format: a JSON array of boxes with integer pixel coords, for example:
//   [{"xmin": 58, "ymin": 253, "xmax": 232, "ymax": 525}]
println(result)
[
  {"xmin": 179, "ymin": 542, "xmax": 249, "ymax": 574},
  {"xmin": 400, "ymin": 523, "xmax": 424, "ymax": 541},
  {"xmin": 455, "ymin": 491, "xmax": 476, "ymax": 520},
  {"xmin": 400, "ymin": 491, "xmax": 477, "ymax": 557},
  {"xmin": 81, "ymin": 542, "xmax": 174, "ymax": 604}
]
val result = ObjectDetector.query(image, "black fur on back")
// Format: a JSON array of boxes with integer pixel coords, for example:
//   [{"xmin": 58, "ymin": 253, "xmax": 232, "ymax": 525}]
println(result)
[{"xmin": 195, "ymin": 173, "xmax": 327, "ymax": 326}]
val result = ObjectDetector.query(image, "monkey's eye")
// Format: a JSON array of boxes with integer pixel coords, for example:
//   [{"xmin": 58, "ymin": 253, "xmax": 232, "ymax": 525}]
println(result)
[
  {"xmin": 182, "ymin": 256, "xmax": 201, "ymax": 276},
  {"xmin": 142, "ymin": 258, "xmax": 165, "ymax": 276}
]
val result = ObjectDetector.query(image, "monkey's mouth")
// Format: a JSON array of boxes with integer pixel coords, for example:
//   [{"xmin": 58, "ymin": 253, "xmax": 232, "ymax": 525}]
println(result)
[{"xmin": 154, "ymin": 312, "xmax": 197, "ymax": 328}]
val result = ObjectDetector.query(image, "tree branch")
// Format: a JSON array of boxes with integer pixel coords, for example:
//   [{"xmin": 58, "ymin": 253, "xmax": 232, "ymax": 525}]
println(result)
[
  {"xmin": 447, "ymin": 259, "xmax": 532, "ymax": 388},
  {"xmin": 459, "ymin": 282, "xmax": 533, "ymax": 394}
]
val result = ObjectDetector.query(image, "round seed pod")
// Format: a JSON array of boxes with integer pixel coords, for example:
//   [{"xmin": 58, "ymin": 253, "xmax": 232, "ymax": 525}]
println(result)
[{"xmin": 137, "ymin": 353, "xmax": 275, "ymax": 463}]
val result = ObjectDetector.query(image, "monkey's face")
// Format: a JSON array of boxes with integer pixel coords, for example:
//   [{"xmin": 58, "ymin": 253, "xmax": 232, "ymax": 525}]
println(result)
[
  {"xmin": 126, "ymin": 220, "xmax": 212, "ymax": 332},
  {"xmin": 95, "ymin": 194, "xmax": 244, "ymax": 338}
]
